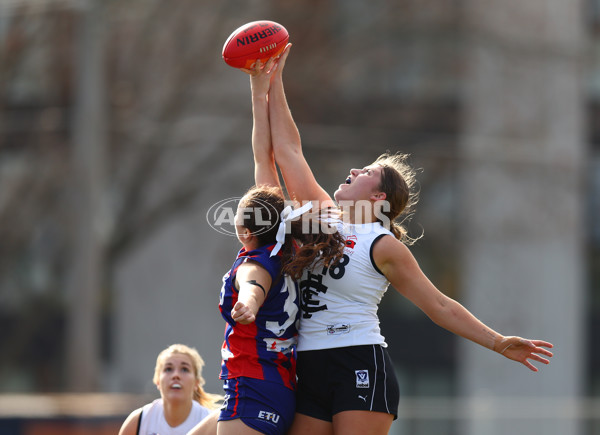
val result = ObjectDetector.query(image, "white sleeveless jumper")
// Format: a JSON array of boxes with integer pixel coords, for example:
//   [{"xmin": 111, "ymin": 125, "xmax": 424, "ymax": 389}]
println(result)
[
  {"xmin": 138, "ymin": 399, "xmax": 210, "ymax": 435},
  {"xmin": 297, "ymin": 221, "xmax": 393, "ymax": 351}
]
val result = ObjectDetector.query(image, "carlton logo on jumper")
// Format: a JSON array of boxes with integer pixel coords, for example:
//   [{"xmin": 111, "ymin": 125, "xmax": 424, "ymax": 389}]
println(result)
[
  {"xmin": 258, "ymin": 410, "xmax": 280, "ymax": 424},
  {"xmin": 355, "ymin": 370, "xmax": 369, "ymax": 388}
]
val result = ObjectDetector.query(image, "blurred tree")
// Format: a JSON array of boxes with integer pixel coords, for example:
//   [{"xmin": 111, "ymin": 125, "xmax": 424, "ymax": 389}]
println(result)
[
  {"xmin": 64, "ymin": 0, "xmax": 107, "ymax": 392},
  {"xmin": 0, "ymin": 0, "xmax": 251, "ymax": 391},
  {"xmin": 0, "ymin": 0, "xmax": 462, "ymax": 392}
]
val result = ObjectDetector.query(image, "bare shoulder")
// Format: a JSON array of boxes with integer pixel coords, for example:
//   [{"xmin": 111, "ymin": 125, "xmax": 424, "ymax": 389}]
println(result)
[
  {"xmin": 235, "ymin": 259, "xmax": 273, "ymax": 288},
  {"xmin": 118, "ymin": 407, "xmax": 142, "ymax": 435},
  {"xmin": 237, "ymin": 259, "xmax": 271, "ymax": 277},
  {"xmin": 372, "ymin": 234, "xmax": 413, "ymax": 263},
  {"xmin": 372, "ymin": 234, "xmax": 422, "ymax": 280}
]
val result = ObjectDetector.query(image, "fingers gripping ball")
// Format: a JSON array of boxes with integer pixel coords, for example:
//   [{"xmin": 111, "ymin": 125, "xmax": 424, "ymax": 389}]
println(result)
[{"xmin": 222, "ymin": 20, "xmax": 289, "ymax": 69}]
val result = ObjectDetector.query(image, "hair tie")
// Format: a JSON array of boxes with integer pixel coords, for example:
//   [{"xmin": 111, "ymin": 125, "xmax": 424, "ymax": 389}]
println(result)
[{"xmin": 270, "ymin": 201, "xmax": 313, "ymax": 257}]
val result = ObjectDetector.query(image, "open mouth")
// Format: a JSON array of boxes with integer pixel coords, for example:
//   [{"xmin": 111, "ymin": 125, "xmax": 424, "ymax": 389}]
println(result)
[
  {"xmin": 171, "ymin": 383, "xmax": 182, "ymax": 389},
  {"xmin": 345, "ymin": 176, "xmax": 351, "ymax": 184}
]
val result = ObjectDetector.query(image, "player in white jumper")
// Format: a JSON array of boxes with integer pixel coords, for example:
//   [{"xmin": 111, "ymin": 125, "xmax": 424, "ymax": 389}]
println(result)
[
  {"xmin": 296, "ymin": 219, "xmax": 394, "ymax": 352},
  {"xmin": 118, "ymin": 344, "xmax": 221, "ymax": 435},
  {"xmin": 246, "ymin": 46, "xmax": 555, "ymax": 435},
  {"xmin": 136, "ymin": 398, "xmax": 209, "ymax": 435}
]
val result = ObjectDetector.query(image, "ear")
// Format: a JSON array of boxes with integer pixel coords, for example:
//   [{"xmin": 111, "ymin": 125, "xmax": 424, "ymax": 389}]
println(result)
[
  {"xmin": 370, "ymin": 191, "xmax": 387, "ymax": 201},
  {"xmin": 242, "ymin": 228, "xmax": 253, "ymax": 241},
  {"xmin": 240, "ymin": 228, "xmax": 256, "ymax": 249}
]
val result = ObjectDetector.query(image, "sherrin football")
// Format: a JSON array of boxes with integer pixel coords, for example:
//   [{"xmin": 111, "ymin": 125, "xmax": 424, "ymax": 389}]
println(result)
[{"xmin": 222, "ymin": 20, "xmax": 289, "ymax": 69}]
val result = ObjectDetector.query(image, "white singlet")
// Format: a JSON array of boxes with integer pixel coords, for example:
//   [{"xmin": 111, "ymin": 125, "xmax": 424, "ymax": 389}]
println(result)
[
  {"xmin": 297, "ymin": 221, "xmax": 393, "ymax": 351},
  {"xmin": 137, "ymin": 398, "xmax": 210, "ymax": 435}
]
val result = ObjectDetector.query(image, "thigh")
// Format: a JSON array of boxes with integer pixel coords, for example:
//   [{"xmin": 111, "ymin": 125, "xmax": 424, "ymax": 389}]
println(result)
[
  {"xmin": 332, "ymin": 410, "xmax": 393, "ymax": 435},
  {"xmin": 287, "ymin": 412, "xmax": 333, "ymax": 435},
  {"xmin": 217, "ymin": 418, "xmax": 263, "ymax": 435}
]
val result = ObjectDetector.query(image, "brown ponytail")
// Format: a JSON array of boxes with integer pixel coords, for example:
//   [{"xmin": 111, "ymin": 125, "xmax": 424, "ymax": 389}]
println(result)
[
  {"xmin": 372, "ymin": 152, "xmax": 421, "ymax": 245},
  {"xmin": 281, "ymin": 214, "xmax": 345, "ymax": 280},
  {"xmin": 238, "ymin": 186, "xmax": 345, "ymax": 280}
]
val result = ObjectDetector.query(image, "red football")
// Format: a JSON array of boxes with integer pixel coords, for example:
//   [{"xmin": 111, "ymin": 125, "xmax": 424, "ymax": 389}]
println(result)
[{"xmin": 222, "ymin": 20, "xmax": 289, "ymax": 69}]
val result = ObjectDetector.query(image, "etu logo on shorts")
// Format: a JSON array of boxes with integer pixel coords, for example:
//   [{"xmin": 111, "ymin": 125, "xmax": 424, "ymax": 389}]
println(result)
[
  {"xmin": 355, "ymin": 370, "xmax": 369, "ymax": 388},
  {"xmin": 258, "ymin": 410, "xmax": 280, "ymax": 424}
]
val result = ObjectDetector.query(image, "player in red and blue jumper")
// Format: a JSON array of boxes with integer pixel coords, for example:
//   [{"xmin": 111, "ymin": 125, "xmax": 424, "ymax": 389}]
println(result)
[{"xmin": 188, "ymin": 53, "xmax": 345, "ymax": 435}]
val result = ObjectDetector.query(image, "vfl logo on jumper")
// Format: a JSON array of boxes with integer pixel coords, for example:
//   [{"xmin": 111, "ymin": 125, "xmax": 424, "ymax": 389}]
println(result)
[
  {"xmin": 327, "ymin": 324, "xmax": 350, "ymax": 335},
  {"xmin": 355, "ymin": 370, "xmax": 369, "ymax": 388},
  {"xmin": 258, "ymin": 410, "xmax": 280, "ymax": 424}
]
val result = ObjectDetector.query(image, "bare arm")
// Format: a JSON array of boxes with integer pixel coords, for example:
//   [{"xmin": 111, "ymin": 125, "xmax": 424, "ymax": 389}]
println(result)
[
  {"xmin": 232, "ymin": 261, "xmax": 273, "ymax": 324},
  {"xmin": 373, "ymin": 235, "xmax": 553, "ymax": 371},
  {"xmin": 242, "ymin": 59, "xmax": 281, "ymax": 189},
  {"xmin": 118, "ymin": 408, "xmax": 142, "ymax": 435},
  {"xmin": 187, "ymin": 409, "xmax": 219, "ymax": 435},
  {"xmin": 267, "ymin": 45, "xmax": 334, "ymax": 207}
]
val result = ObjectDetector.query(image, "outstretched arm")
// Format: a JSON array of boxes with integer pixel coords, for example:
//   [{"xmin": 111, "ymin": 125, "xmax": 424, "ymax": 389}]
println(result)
[
  {"xmin": 373, "ymin": 236, "xmax": 554, "ymax": 371},
  {"xmin": 242, "ymin": 59, "xmax": 280, "ymax": 189},
  {"xmin": 267, "ymin": 45, "xmax": 334, "ymax": 207}
]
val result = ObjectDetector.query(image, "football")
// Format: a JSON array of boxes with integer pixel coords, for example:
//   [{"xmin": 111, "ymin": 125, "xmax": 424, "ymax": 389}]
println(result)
[{"xmin": 222, "ymin": 20, "xmax": 289, "ymax": 69}]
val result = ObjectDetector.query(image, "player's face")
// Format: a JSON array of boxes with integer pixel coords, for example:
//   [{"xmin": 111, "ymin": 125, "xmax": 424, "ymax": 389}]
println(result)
[
  {"xmin": 334, "ymin": 165, "xmax": 384, "ymax": 203},
  {"xmin": 157, "ymin": 353, "xmax": 197, "ymax": 403}
]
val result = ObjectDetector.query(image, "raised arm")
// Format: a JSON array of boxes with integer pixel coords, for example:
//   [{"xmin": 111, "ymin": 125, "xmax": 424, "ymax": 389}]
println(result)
[
  {"xmin": 267, "ymin": 45, "xmax": 334, "ymax": 207},
  {"xmin": 242, "ymin": 59, "xmax": 280, "ymax": 189},
  {"xmin": 373, "ymin": 236, "xmax": 554, "ymax": 371}
]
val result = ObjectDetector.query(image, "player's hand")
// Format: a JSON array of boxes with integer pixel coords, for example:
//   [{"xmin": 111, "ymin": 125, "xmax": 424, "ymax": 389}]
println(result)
[
  {"xmin": 242, "ymin": 57, "xmax": 277, "ymax": 97},
  {"xmin": 494, "ymin": 336, "xmax": 554, "ymax": 371},
  {"xmin": 272, "ymin": 43, "xmax": 291, "ymax": 78},
  {"xmin": 231, "ymin": 301, "xmax": 256, "ymax": 325}
]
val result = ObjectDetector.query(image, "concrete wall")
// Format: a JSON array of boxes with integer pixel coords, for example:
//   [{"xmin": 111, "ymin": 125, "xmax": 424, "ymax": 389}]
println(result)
[{"xmin": 458, "ymin": 1, "xmax": 587, "ymax": 434}]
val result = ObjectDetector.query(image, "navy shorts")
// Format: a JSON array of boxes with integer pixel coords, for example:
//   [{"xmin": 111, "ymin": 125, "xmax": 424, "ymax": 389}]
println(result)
[
  {"xmin": 219, "ymin": 377, "xmax": 295, "ymax": 435},
  {"xmin": 295, "ymin": 344, "xmax": 399, "ymax": 421}
]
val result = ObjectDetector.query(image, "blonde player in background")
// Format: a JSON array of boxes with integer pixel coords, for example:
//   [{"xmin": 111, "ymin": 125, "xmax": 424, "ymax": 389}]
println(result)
[{"xmin": 119, "ymin": 344, "xmax": 222, "ymax": 435}]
